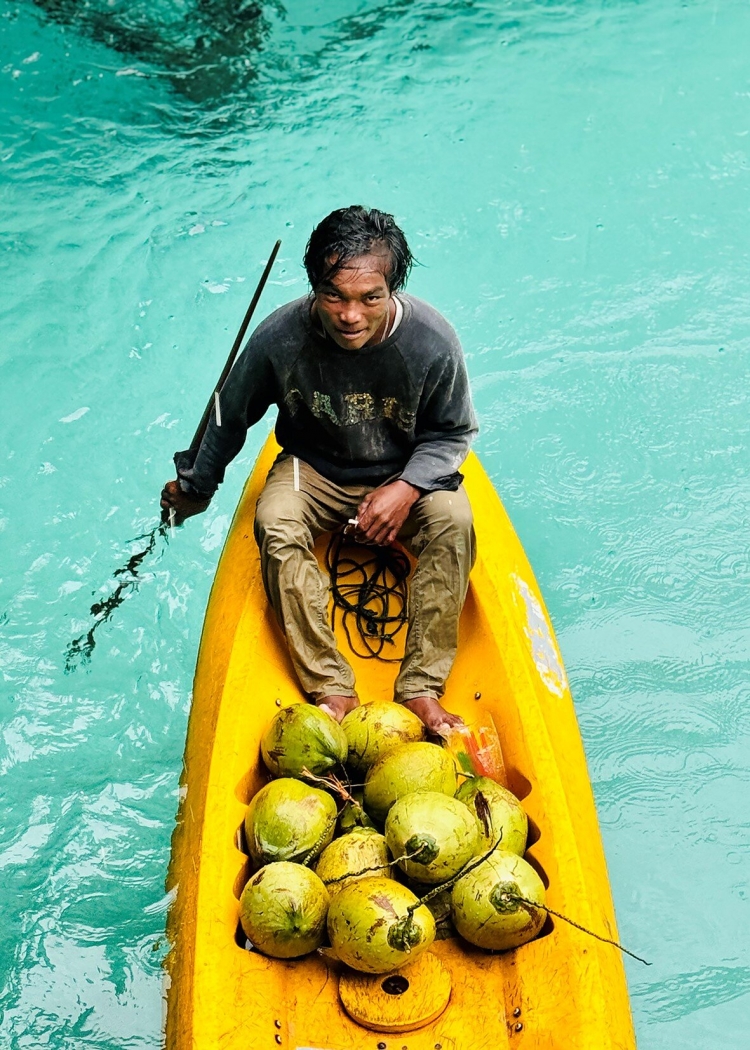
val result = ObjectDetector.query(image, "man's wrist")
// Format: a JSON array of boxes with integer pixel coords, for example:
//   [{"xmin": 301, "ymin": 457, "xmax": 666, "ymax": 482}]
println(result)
[
  {"xmin": 177, "ymin": 478, "xmax": 212, "ymax": 503},
  {"xmin": 394, "ymin": 479, "xmax": 421, "ymax": 503}
]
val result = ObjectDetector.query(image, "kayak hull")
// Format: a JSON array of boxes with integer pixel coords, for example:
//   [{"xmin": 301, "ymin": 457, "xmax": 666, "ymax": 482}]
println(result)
[{"xmin": 165, "ymin": 438, "xmax": 636, "ymax": 1050}]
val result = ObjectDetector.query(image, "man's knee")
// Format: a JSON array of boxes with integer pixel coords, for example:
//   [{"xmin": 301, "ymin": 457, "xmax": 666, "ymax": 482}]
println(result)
[
  {"xmin": 254, "ymin": 492, "xmax": 311, "ymax": 552},
  {"xmin": 418, "ymin": 489, "xmax": 473, "ymax": 540},
  {"xmin": 407, "ymin": 489, "xmax": 475, "ymax": 568}
]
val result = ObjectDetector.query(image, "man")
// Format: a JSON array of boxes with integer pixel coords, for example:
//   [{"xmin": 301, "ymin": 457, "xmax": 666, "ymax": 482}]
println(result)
[{"xmin": 161, "ymin": 206, "xmax": 477, "ymax": 735}]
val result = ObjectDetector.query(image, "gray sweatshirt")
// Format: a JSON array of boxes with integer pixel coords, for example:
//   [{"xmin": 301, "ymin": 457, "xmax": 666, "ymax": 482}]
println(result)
[{"xmin": 174, "ymin": 293, "xmax": 477, "ymax": 498}]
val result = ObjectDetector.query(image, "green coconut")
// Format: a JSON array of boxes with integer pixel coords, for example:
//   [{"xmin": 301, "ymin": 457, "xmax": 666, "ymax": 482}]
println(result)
[
  {"xmin": 244, "ymin": 778, "xmax": 337, "ymax": 866},
  {"xmin": 327, "ymin": 876, "xmax": 435, "ymax": 974},
  {"xmin": 337, "ymin": 790, "xmax": 377, "ymax": 834},
  {"xmin": 261, "ymin": 703, "xmax": 348, "ymax": 779},
  {"xmin": 451, "ymin": 850, "xmax": 547, "ymax": 951},
  {"xmin": 239, "ymin": 862, "xmax": 330, "ymax": 959},
  {"xmin": 315, "ymin": 829, "xmax": 392, "ymax": 896},
  {"xmin": 364, "ymin": 742, "xmax": 458, "ymax": 825},
  {"xmin": 341, "ymin": 702, "xmax": 426, "ymax": 776},
  {"xmin": 455, "ymin": 777, "xmax": 528, "ymax": 855},
  {"xmin": 385, "ymin": 791, "xmax": 482, "ymax": 884}
]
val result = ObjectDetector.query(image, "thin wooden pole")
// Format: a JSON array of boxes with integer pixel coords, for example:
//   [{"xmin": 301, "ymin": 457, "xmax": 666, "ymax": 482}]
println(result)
[{"xmin": 189, "ymin": 238, "xmax": 281, "ymax": 449}]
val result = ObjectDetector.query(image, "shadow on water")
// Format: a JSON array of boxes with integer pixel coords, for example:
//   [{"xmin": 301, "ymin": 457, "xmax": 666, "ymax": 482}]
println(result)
[
  {"xmin": 26, "ymin": 0, "xmax": 520, "ymax": 113},
  {"xmin": 31, "ymin": 0, "xmax": 284, "ymax": 103}
]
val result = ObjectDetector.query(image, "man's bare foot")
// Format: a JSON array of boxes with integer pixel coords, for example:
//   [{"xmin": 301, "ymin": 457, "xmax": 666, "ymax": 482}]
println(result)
[
  {"xmin": 316, "ymin": 694, "xmax": 360, "ymax": 723},
  {"xmin": 401, "ymin": 697, "xmax": 464, "ymax": 738}
]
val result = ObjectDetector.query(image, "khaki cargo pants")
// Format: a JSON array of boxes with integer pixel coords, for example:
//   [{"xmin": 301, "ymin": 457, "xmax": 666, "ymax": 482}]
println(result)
[{"xmin": 253, "ymin": 454, "xmax": 476, "ymax": 704}]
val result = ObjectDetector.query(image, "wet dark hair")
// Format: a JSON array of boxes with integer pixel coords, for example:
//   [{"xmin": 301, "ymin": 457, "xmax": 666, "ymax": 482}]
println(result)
[{"xmin": 304, "ymin": 206, "xmax": 413, "ymax": 292}]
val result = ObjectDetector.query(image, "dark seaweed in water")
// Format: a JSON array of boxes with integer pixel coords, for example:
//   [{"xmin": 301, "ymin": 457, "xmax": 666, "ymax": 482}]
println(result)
[{"xmin": 64, "ymin": 522, "xmax": 166, "ymax": 673}]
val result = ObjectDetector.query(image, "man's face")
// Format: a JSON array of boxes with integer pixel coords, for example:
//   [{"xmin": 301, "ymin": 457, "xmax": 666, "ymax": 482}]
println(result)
[{"xmin": 314, "ymin": 253, "xmax": 391, "ymax": 350}]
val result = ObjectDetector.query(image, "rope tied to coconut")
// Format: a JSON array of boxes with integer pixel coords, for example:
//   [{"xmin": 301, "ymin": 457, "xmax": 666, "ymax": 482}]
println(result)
[
  {"xmin": 495, "ymin": 892, "xmax": 651, "ymax": 966},
  {"xmin": 319, "ymin": 848, "xmax": 425, "ymax": 886}
]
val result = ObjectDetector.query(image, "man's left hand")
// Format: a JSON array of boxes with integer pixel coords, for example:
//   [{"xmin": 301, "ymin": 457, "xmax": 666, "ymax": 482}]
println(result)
[{"xmin": 356, "ymin": 480, "xmax": 421, "ymax": 546}]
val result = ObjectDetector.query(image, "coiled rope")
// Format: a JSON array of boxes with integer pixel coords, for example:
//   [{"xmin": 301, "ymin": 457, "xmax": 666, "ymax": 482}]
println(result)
[{"xmin": 324, "ymin": 530, "xmax": 410, "ymax": 661}]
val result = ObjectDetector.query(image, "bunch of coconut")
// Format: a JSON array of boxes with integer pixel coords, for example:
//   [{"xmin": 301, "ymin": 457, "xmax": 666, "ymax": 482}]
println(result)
[{"xmin": 238, "ymin": 701, "xmax": 547, "ymax": 971}]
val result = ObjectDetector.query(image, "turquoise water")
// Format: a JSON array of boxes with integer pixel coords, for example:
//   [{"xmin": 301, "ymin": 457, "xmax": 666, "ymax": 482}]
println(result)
[{"xmin": 1, "ymin": 0, "xmax": 749, "ymax": 1045}]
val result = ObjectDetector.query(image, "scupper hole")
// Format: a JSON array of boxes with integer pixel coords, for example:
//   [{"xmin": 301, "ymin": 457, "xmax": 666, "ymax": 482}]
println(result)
[{"xmin": 381, "ymin": 975, "xmax": 410, "ymax": 996}]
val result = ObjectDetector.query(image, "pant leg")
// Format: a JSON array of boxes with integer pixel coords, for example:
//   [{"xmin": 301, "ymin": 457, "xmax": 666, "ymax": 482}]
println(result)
[
  {"xmin": 254, "ymin": 455, "xmax": 364, "ymax": 701},
  {"xmin": 393, "ymin": 486, "xmax": 476, "ymax": 703}
]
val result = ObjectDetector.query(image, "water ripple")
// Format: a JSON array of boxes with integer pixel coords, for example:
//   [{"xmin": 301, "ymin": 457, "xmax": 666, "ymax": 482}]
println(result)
[{"xmin": 633, "ymin": 966, "xmax": 750, "ymax": 1022}]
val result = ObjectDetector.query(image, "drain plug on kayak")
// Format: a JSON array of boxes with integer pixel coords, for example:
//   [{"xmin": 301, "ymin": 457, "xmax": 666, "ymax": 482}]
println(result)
[{"xmin": 339, "ymin": 952, "xmax": 451, "ymax": 1032}]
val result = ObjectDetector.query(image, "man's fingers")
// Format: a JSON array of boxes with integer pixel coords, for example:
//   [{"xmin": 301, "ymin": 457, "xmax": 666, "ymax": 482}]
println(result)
[
  {"xmin": 161, "ymin": 481, "xmax": 180, "ymax": 503},
  {"xmin": 359, "ymin": 510, "xmax": 381, "ymax": 532},
  {"xmin": 159, "ymin": 479, "xmax": 210, "ymax": 528},
  {"xmin": 354, "ymin": 485, "xmax": 411, "ymax": 545},
  {"xmin": 371, "ymin": 522, "xmax": 392, "ymax": 546},
  {"xmin": 360, "ymin": 526, "xmax": 384, "ymax": 545},
  {"xmin": 359, "ymin": 516, "xmax": 404, "ymax": 546}
]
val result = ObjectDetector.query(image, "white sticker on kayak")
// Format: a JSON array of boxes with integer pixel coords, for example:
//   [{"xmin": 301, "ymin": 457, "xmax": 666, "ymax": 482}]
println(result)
[{"xmin": 513, "ymin": 574, "xmax": 568, "ymax": 697}]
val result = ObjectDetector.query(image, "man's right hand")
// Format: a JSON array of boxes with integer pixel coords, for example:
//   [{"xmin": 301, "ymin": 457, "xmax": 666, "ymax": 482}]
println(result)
[{"xmin": 160, "ymin": 479, "xmax": 211, "ymax": 526}]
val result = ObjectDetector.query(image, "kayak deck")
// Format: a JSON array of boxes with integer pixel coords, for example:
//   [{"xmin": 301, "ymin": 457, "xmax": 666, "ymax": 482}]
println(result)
[{"xmin": 165, "ymin": 438, "xmax": 635, "ymax": 1050}]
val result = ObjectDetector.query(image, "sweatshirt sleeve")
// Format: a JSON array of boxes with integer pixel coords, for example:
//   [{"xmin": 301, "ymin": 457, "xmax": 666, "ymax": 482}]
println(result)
[
  {"xmin": 398, "ymin": 335, "xmax": 478, "ymax": 493},
  {"xmin": 173, "ymin": 325, "xmax": 276, "ymax": 499}
]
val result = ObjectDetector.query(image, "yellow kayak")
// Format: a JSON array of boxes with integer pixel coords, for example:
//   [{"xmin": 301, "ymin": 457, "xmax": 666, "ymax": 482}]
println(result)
[{"xmin": 165, "ymin": 437, "xmax": 636, "ymax": 1050}]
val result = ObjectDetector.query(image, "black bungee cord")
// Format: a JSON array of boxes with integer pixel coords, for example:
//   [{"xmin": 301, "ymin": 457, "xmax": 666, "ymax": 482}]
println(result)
[{"xmin": 324, "ymin": 530, "xmax": 410, "ymax": 661}]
